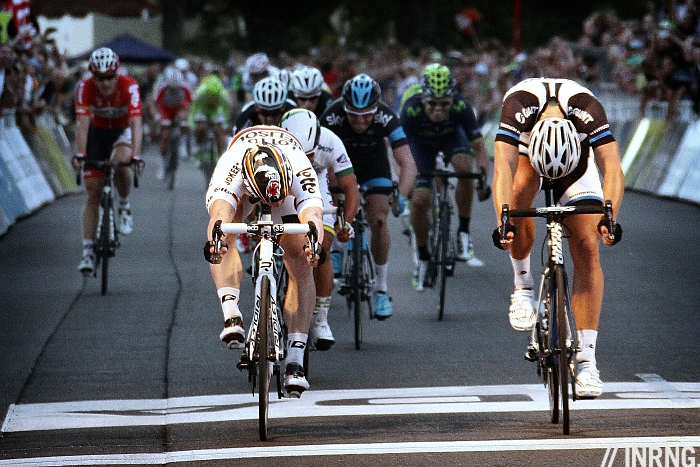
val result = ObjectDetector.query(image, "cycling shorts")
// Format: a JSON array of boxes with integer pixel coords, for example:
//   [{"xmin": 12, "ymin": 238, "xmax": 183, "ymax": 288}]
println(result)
[
  {"xmin": 361, "ymin": 177, "xmax": 394, "ymax": 196},
  {"xmin": 84, "ymin": 126, "xmax": 132, "ymax": 180},
  {"xmin": 158, "ymin": 104, "xmax": 190, "ymax": 127},
  {"xmin": 193, "ymin": 110, "xmax": 227, "ymax": 126},
  {"xmin": 556, "ymin": 150, "xmax": 604, "ymax": 206},
  {"xmin": 411, "ymin": 126, "xmax": 472, "ymax": 189}
]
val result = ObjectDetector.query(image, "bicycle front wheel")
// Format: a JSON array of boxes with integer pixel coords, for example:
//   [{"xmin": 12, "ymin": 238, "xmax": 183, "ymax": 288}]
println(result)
[
  {"xmin": 98, "ymin": 200, "xmax": 112, "ymax": 296},
  {"xmin": 165, "ymin": 136, "xmax": 179, "ymax": 190},
  {"xmin": 553, "ymin": 265, "xmax": 570, "ymax": 434},
  {"xmin": 437, "ymin": 204, "xmax": 451, "ymax": 321},
  {"xmin": 352, "ymin": 239, "xmax": 363, "ymax": 350},
  {"xmin": 258, "ymin": 276, "xmax": 273, "ymax": 441}
]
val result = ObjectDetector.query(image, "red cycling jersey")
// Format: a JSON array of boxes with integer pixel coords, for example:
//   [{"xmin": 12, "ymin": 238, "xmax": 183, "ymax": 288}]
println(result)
[{"xmin": 75, "ymin": 75, "xmax": 142, "ymax": 129}]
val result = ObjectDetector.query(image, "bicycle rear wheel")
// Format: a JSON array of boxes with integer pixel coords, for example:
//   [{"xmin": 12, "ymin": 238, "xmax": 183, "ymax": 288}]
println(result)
[
  {"xmin": 258, "ymin": 276, "xmax": 273, "ymax": 441},
  {"xmin": 352, "ymin": 238, "xmax": 363, "ymax": 350},
  {"xmin": 165, "ymin": 133, "xmax": 179, "ymax": 190}
]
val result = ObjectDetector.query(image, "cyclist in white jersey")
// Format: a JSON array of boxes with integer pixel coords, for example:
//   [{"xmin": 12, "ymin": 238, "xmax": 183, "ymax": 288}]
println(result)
[
  {"xmin": 280, "ymin": 109, "xmax": 360, "ymax": 350},
  {"xmin": 492, "ymin": 77, "xmax": 624, "ymax": 399},
  {"xmin": 204, "ymin": 125, "xmax": 324, "ymax": 396}
]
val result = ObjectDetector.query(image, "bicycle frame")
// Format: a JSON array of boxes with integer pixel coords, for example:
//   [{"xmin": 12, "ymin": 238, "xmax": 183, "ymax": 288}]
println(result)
[
  {"xmin": 215, "ymin": 204, "xmax": 316, "ymax": 440},
  {"xmin": 501, "ymin": 182, "xmax": 613, "ymax": 435}
]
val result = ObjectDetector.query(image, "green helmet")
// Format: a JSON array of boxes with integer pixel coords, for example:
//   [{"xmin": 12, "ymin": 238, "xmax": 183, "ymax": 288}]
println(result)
[
  {"xmin": 422, "ymin": 63, "xmax": 455, "ymax": 98},
  {"xmin": 202, "ymin": 75, "xmax": 224, "ymax": 95}
]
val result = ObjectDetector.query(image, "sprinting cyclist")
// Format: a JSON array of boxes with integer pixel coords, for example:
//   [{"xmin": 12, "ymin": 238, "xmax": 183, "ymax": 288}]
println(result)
[
  {"xmin": 233, "ymin": 76, "xmax": 296, "ymax": 133},
  {"xmin": 204, "ymin": 125, "xmax": 324, "ymax": 396},
  {"xmin": 241, "ymin": 52, "xmax": 281, "ymax": 100},
  {"xmin": 72, "ymin": 47, "xmax": 145, "ymax": 274},
  {"xmin": 152, "ymin": 68, "xmax": 193, "ymax": 179},
  {"xmin": 288, "ymin": 66, "xmax": 334, "ymax": 116},
  {"xmin": 320, "ymin": 73, "xmax": 417, "ymax": 319},
  {"xmin": 400, "ymin": 63, "xmax": 491, "ymax": 291},
  {"xmin": 188, "ymin": 75, "xmax": 231, "ymax": 157},
  {"xmin": 280, "ymin": 109, "xmax": 360, "ymax": 350},
  {"xmin": 492, "ymin": 77, "xmax": 624, "ymax": 398}
]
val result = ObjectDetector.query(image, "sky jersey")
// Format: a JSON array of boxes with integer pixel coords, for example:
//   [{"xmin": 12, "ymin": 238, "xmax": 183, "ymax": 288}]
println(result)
[
  {"xmin": 75, "ymin": 75, "xmax": 142, "ymax": 129},
  {"xmin": 320, "ymin": 99, "xmax": 407, "ymax": 184}
]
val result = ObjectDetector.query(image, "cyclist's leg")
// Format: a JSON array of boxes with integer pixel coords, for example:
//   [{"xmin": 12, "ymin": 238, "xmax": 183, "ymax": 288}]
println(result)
[
  {"xmin": 363, "ymin": 179, "xmax": 394, "ymax": 318},
  {"xmin": 408, "ymin": 141, "xmax": 437, "ymax": 257},
  {"xmin": 507, "ymin": 156, "xmax": 540, "ymax": 330},
  {"xmin": 208, "ymin": 200, "xmax": 245, "ymax": 346},
  {"xmin": 310, "ymin": 178, "xmax": 336, "ymax": 349}
]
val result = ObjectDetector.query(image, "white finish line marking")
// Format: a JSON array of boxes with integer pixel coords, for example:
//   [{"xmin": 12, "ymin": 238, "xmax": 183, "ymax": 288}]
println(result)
[
  {"xmin": 2, "ymin": 381, "xmax": 699, "ymax": 433},
  {"xmin": 0, "ymin": 436, "xmax": 699, "ymax": 466}
]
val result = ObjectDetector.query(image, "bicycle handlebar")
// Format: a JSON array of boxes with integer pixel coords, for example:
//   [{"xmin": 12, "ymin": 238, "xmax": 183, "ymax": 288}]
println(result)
[{"xmin": 499, "ymin": 200, "xmax": 616, "ymax": 243}]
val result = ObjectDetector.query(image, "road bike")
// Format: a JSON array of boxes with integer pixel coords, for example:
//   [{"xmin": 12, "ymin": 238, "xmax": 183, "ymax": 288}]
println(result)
[
  {"xmin": 337, "ymin": 191, "xmax": 375, "ymax": 350},
  {"xmin": 499, "ymin": 180, "xmax": 615, "ymax": 435},
  {"xmin": 210, "ymin": 204, "xmax": 319, "ymax": 441},
  {"xmin": 163, "ymin": 120, "xmax": 183, "ymax": 191},
  {"xmin": 78, "ymin": 160, "xmax": 139, "ymax": 296},
  {"xmin": 194, "ymin": 123, "xmax": 219, "ymax": 188},
  {"xmin": 424, "ymin": 153, "xmax": 489, "ymax": 320}
]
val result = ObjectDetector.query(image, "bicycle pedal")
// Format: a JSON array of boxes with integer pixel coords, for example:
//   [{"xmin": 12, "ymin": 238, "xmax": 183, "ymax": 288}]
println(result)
[
  {"xmin": 236, "ymin": 355, "xmax": 250, "ymax": 370},
  {"xmin": 524, "ymin": 346, "xmax": 539, "ymax": 362}
]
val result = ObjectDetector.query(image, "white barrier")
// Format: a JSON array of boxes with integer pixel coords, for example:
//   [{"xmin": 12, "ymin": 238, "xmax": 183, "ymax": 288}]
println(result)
[{"xmin": 0, "ymin": 110, "xmax": 54, "ymax": 213}]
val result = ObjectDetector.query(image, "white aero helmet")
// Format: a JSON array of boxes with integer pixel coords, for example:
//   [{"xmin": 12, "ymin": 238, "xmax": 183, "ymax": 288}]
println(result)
[
  {"xmin": 290, "ymin": 66, "xmax": 324, "ymax": 98},
  {"xmin": 280, "ymin": 108, "xmax": 320, "ymax": 154},
  {"xmin": 528, "ymin": 118, "xmax": 581, "ymax": 179},
  {"xmin": 253, "ymin": 76, "xmax": 287, "ymax": 110},
  {"xmin": 245, "ymin": 52, "xmax": 270, "ymax": 75},
  {"xmin": 88, "ymin": 47, "xmax": 119, "ymax": 74}
]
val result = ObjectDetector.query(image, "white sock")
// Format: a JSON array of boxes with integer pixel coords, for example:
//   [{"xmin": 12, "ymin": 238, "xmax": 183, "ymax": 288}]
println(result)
[
  {"xmin": 511, "ymin": 255, "xmax": 534, "ymax": 289},
  {"xmin": 314, "ymin": 296, "xmax": 331, "ymax": 316},
  {"xmin": 286, "ymin": 333, "xmax": 307, "ymax": 365},
  {"xmin": 375, "ymin": 263, "xmax": 388, "ymax": 292},
  {"xmin": 217, "ymin": 287, "xmax": 241, "ymax": 321},
  {"xmin": 576, "ymin": 329, "xmax": 598, "ymax": 365},
  {"xmin": 119, "ymin": 199, "xmax": 130, "ymax": 211},
  {"xmin": 82, "ymin": 239, "xmax": 94, "ymax": 255}
]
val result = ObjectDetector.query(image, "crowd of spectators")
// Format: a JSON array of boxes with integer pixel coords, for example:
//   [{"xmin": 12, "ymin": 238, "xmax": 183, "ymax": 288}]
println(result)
[{"xmin": 2, "ymin": 0, "xmax": 700, "ymax": 144}]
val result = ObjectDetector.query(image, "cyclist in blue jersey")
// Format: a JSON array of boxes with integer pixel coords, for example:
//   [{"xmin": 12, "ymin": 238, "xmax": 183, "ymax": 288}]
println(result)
[
  {"xmin": 400, "ymin": 63, "xmax": 491, "ymax": 290},
  {"xmin": 320, "ymin": 73, "xmax": 417, "ymax": 319}
]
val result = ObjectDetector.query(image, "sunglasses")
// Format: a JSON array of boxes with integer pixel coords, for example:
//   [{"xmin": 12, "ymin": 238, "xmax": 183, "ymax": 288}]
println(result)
[
  {"xmin": 344, "ymin": 104, "xmax": 377, "ymax": 117},
  {"xmin": 296, "ymin": 95, "xmax": 320, "ymax": 102},
  {"xmin": 95, "ymin": 74, "xmax": 117, "ymax": 82},
  {"xmin": 424, "ymin": 100, "xmax": 452, "ymax": 109}
]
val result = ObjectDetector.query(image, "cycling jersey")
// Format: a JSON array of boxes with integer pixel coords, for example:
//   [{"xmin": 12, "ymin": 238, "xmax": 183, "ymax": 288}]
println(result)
[
  {"xmin": 206, "ymin": 126, "xmax": 323, "ymax": 219},
  {"xmin": 188, "ymin": 83, "xmax": 231, "ymax": 127},
  {"xmin": 310, "ymin": 127, "xmax": 354, "ymax": 230},
  {"xmin": 400, "ymin": 91, "xmax": 483, "ymax": 187},
  {"xmin": 232, "ymin": 99, "xmax": 297, "ymax": 134},
  {"xmin": 320, "ymin": 99, "xmax": 408, "ymax": 185},
  {"xmin": 496, "ymin": 78, "xmax": 616, "ymax": 204},
  {"xmin": 75, "ymin": 75, "xmax": 142, "ymax": 129},
  {"xmin": 153, "ymin": 81, "xmax": 193, "ymax": 124}
]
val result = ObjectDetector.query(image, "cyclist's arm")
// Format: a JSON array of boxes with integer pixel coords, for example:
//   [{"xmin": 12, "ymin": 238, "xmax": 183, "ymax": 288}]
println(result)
[
  {"xmin": 336, "ymin": 172, "xmax": 360, "ymax": 225},
  {"xmin": 470, "ymin": 138, "xmax": 491, "ymax": 176},
  {"xmin": 128, "ymin": 115, "xmax": 143, "ymax": 159},
  {"xmin": 593, "ymin": 140, "xmax": 624, "ymax": 222},
  {"xmin": 391, "ymin": 143, "xmax": 417, "ymax": 198},
  {"xmin": 75, "ymin": 114, "xmax": 90, "ymax": 156},
  {"xmin": 492, "ymin": 140, "xmax": 519, "ymax": 228}
]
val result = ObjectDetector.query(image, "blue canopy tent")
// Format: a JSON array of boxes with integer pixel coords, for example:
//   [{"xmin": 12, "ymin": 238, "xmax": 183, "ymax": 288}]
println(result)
[{"xmin": 69, "ymin": 33, "xmax": 178, "ymax": 64}]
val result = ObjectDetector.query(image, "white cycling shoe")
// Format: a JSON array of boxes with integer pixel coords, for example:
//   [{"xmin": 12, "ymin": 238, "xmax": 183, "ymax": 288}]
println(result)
[
  {"xmin": 119, "ymin": 208, "xmax": 133, "ymax": 235},
  {"xmin": 509, "ymin": 288, "xmax": 536, "ymax": 331},
  {"xmin": 309, "ymin": 310, "xmax": 335, "ymax": 351},
  {"xmin": 576, "ymin": 361, "xmax": 603, "ymax": 399}
]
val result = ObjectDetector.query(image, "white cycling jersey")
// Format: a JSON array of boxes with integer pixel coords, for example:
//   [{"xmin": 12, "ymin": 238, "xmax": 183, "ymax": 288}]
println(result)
[
  {"xmin": 309, "ymin": 127, "xmax": 354, "ymax": 229},
  {"xmin": 206, "ymin": 126, "xmax": 323, "ymax": 220}
]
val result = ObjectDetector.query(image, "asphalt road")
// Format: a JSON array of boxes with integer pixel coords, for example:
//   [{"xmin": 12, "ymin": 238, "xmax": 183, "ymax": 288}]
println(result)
[{"xmin": 1, "ymin": 145, "xmax": 699, "ymax": 466}]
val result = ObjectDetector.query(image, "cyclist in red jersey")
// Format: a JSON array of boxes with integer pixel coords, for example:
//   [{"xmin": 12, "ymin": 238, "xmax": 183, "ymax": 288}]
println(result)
[
  {"xmin": 72, "ymin": 47, "xmax": 145, "ymax": 274},
  {"xmin": 152, "ymin": 68, "xmax": 193, "ymax": 179}
]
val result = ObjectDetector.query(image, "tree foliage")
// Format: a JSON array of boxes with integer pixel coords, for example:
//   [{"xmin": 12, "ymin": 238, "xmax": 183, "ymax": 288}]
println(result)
[{"xmin": 167, "ymin": 0, "xmax": 648, "ymax": 59}]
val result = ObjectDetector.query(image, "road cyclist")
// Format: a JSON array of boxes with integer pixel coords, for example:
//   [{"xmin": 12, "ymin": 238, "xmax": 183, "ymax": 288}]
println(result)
[
  {"xmin": 492, "ymin": 77, "xmax": 625, "ymax": 399},
  {"xmin": 399, "ymin": 63, "xmax": 491, "ymax": 292},
  {"xmin": 232, "ymin": 76, "xmax": 296, "ymax": 133},
  {"xmin": 72, "ymin": 47, "xmax": 145, "ymax": 275},
  {"xmin": 152, "ymin": 67, "xmax": 193, "ymax": 184},
  {"xmin": 288, "ymin": 66, "xmax": 335, "ymax": 116},
  {"xmin": 280, "ymin": 108, "xmax": 360, "ymax": 350},
  {"xmin": 320, "ymin": 73, "xmax": 417, "ymax": 319},
  {"xmin": 203, "ymin": 125, "xmax": 324, "ymax": 396},
  {"xmin": 188, "ymin": 74, "xmax": 231, "ymax": 177}
]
